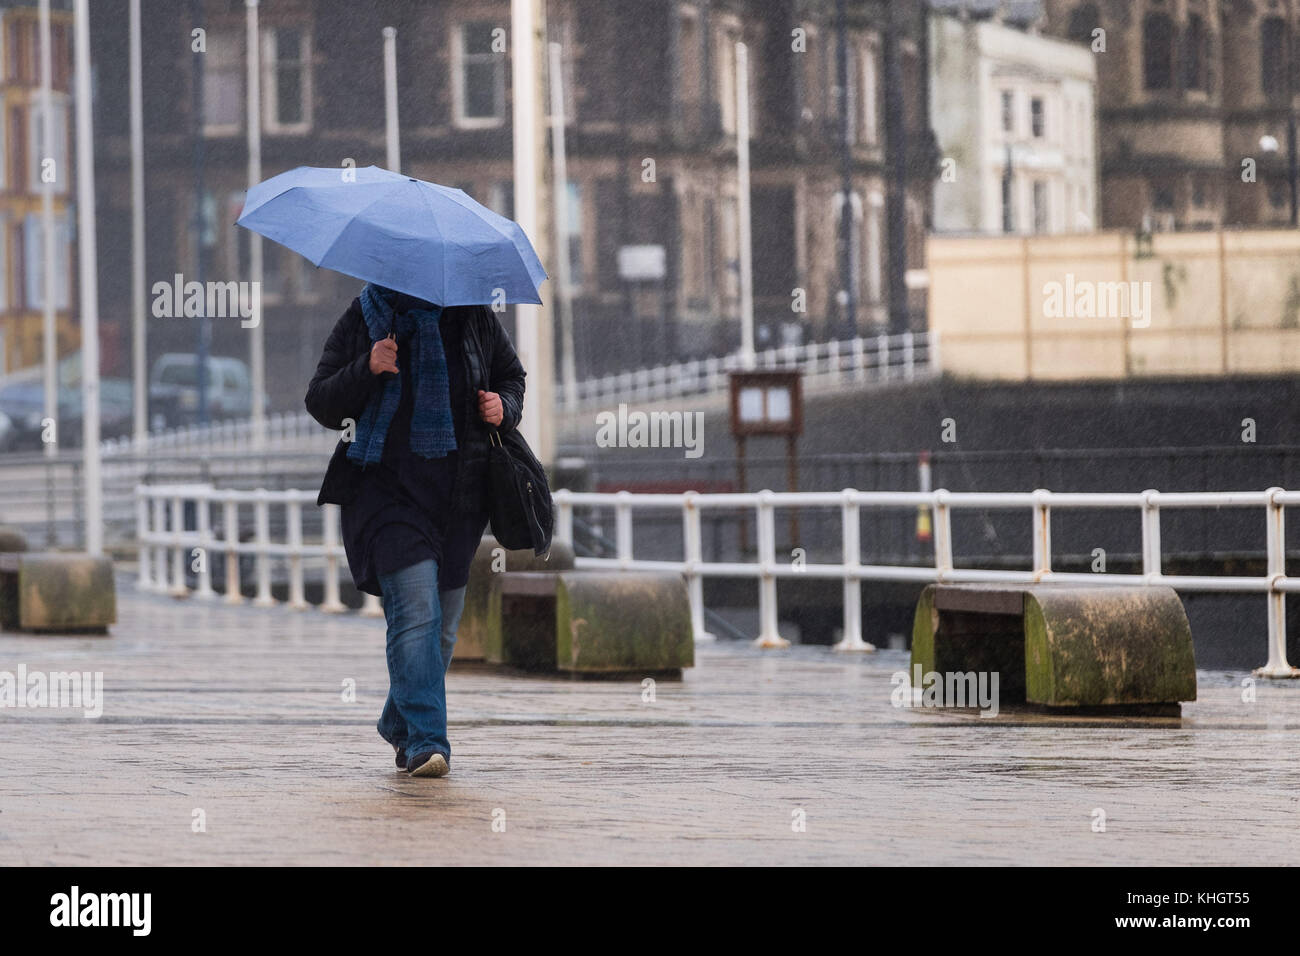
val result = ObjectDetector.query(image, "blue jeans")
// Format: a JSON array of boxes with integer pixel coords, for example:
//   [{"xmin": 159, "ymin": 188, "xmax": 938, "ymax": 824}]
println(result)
[{"xmin": 375, "ymin": 558, "xmax": 468, "ymax": 760}]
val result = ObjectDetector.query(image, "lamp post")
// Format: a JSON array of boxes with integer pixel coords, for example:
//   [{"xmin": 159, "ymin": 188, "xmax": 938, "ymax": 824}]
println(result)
[{"xmin": 73, "ymin": 0, "xmax": 103, "ymax": 554}]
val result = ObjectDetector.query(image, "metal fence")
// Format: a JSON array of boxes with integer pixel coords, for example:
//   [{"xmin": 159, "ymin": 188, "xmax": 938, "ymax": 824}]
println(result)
[
  {"xmin": 556, "ymin": 330, "xmax": 935, "ymax": 412},
  {"xmin": 101, "ymin": 410, "xmax": 333, "ymax": 458},
  {"xmin": 135, "ymin": 482, "xmax": 1300, "ymax": 677}
]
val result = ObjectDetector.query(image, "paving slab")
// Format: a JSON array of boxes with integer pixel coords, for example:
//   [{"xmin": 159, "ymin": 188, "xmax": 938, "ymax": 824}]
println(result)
[{"xmin": 0, "ymin": 574, "xmax": 1297, "ymax": 865}]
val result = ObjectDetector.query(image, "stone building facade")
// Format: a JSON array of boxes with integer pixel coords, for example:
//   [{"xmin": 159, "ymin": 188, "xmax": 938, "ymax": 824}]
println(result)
[
  {"xmin": 1038, "ymin": 0, "xmax": 1300, "ymax": 230},
  {"xmin": 82, "ymin": 0, "xmax": 936, "ymax": 410}
]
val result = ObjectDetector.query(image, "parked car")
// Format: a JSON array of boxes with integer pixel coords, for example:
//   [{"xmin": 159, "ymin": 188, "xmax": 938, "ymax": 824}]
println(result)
[
  {"xmin": 148, "ymin": 354, "xmax": 266, "ymax": 429},
  {"xmin": 0, "ymin": 380, "xmax": 81, "ymax": 451},
  {"xmin": 0, "ymin": 351, "xmax": 133, "ymax": 452},
  {"xmin": 0, "ymin": 408, "xmax": 15, "ymax": 452}
]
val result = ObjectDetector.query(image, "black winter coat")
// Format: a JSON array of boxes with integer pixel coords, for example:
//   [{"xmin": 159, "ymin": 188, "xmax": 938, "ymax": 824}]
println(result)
[{"xmin": 304, "ymin": 297, "xmax": 526, "ymax": 513}]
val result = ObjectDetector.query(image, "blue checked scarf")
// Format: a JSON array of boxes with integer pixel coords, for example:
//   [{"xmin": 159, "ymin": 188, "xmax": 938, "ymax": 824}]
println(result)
[{"xmin": 347, "ymin": 283, "xmax": 458, "ymax": 465}]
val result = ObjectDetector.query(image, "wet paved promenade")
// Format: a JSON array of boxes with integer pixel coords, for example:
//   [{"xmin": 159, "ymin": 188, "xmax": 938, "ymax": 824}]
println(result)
[{"xmin": 1, "ymin": 574, "xmax": 1297, "ymax": 865}]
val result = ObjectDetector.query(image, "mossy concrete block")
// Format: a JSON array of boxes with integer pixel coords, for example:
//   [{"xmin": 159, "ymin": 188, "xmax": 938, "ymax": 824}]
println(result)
[
  {"xmin": 909, "ymin": 584, "xmax": 1028, "ymax": 701},
  {"xmin": 0, "ymin": 527, "xmax": 29, "ymax": 553},
  {"xmin": 910, "ymin": 584, "xmax": 938, "ymax": 675},
  {"xmin": 0, "ymin": 552, "xmax": 115, "ymax": 633},
  {"xmin": 554, "ymin": 571, "xmax": 694, "ymax": 674},
  {"xmin": 485, "ymin": 570, "xmax": 694, "ymax": 675},
  {"xmin": 484, "ymin": 573, "xmax": 558, "ymax": 668},
  {"xmin": 459, "ymin": 536, "xmax": 574, "ymax": 661},
  {"xmin": 1023, "ymin": 586, "xmax": 1196, "ymax": 707}
]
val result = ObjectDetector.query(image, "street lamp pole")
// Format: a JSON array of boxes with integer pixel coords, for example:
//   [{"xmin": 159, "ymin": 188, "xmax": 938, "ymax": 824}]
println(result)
[
  {"xmin": 73, "ymin": 0, "xmax": 103, "ymax": 554},
  {"xmin": 39, "ymin": 0, "xmax": 56, "ymax": 460},
  {"xmin": 835, "ymin": 0, "xmax": 856, "ymax": 337},
  {"xmin": 246, "ymin": 0, "xmax": 265, "ymax": 449}
]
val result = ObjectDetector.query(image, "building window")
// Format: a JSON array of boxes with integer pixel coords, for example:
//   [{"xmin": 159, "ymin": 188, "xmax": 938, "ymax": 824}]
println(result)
[
  {"xmin": 1262, "ymin": 17, "xmax": 1288, "ymax": 101},
  {"xmin": 844, "ymin": 40, "xmax": 858, "ymax": 144},
  {"xmin": 3, "ymin": 16, "xmax": 69, "ymax": 87},
  {"xmin": 1000, "ymin": 90, "xmax": 1014, "ymax": 135},
  {"xmin": 23, "ymin": 211, "xmax": 71, "ymax": 310},
  {"xmin": 1067, "ymin": 4, "xmax": 1100, "ymax": 46},
  {"xmin": 297, "ymin": 256, "xmax": 318, "ymax": 301},
  {"xmin": 227, "ymin": 191, "xmax": 282, "ymax": 301},
  {"xmin": 1269, "ymin": 180, "xmax": 1288, "ymax": 210},
  {"xmin": 453, "ymin": 21, "xmax": 506, "ymax": 127},
  {"xmin": 1143, "ymin": 13, "xmax": 1175, "ymax": 90},
  {"xmin": 28, "ymin": 96, "xmax": 68, "ymax": 194},
  {"xmin": 1153, "ymin": 185, "xmax": 1175, "ymax": 212},
  {"xmin": 681, "ymin": 189, "xmax": 713, "ymax": 307},
  {"xmin": 716, "ymin": 20, "xmax": 740, "ymax": 135},
  {"xmin": 848, "ymin": 194, "xmax": 863, "ymax": 307},
  {"xmin": 1001, "ymin": 174, "xmax": 1014, "ymax": 233},
  {"xmin": 487, "ymin": 181, "xmax": 514, "ymax": 220},
  {"xmin": 1182, "ymin": 14, "xmax": 1208, "ymax": 92},
  {"xmin": 1030, "ymin": 97, "xmax": 1045, "ymax": 138},
  {"xmin": 1032, "ymin": 181, "xmax": 1048, "ymax": 234},
  {"xmin": 866, "ymin": 192, "xmax": 883, "ymax": 304},
  {"xmin": 859, "ymin": 44, "xmax": 878, "ymax": 145},
  {"xmin": 680, "ymin": 9, "xmax": 706, "ymax": 127},
  {"xmin": 0, "ymin": 216, "xmax": 8, "ymax": 311},
  {"xmin": 263, "ymin": 26, "xmax": 311, "ymax": 133},
  {"xmin": 0, "ymin": 94, "xmax": 7, "ymax": 192},
  {"xmin": 547, "ymin": 16, "xmax": 577, "ymax": 124},
  {"xmin": 202, "ymin": 31, "xmax": 242, "ymax": 134},
  {"xmin": 564, "ymin": 181, "xmax": 583, "ymax": 290}
]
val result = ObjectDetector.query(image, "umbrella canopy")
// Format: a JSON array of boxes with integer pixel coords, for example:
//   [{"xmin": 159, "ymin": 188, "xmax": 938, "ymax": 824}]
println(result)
[{"xmin": 236, "ymin": 165, "xmax": 547, "ymax": 306}]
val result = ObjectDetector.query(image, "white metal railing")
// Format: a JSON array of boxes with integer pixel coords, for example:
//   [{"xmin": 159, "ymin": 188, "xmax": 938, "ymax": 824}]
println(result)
[
  {"xmin": 556, "ymin": 331, "xmax": 935, "ymax": 412},
  {"xmin": 134, "ymin": 483, "xmax": 1298, "ymax": 677},
  {"xmin": 135, "ymin": 483, "xmax": 383, "ymax": 619},
  {"xmin": 103, "ymin": 411, "xmax": 330, "ymax": 457},
  {"xmin": 108, "ymin": 333, "xmax": 934, "ymax": 455}
]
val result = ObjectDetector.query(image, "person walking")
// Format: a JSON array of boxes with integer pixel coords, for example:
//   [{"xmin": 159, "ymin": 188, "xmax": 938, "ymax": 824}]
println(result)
[{"xmin": 305, "ymin": 283, "xmax": 526, "ymax": 777}]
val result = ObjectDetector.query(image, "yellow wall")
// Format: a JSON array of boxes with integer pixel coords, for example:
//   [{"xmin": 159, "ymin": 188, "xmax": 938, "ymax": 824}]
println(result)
[{"xmin": 927, "ymin": 229, "xmax": 1300, "ymax": 379}]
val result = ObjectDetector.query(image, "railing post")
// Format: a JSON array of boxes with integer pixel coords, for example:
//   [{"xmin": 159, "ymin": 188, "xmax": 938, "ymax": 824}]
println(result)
[
  {"xmin": 150, "ymin": 494, "xmax": 167, "ymax": 593},
  {"xmin": 286, "ymin": 496, "xmax": 307, "ymax": 610},
  {"xmin": 360, "ymin": 592, "xmax": 384, "ymax": 617},
  {"xmin": 555, "ymin": 490, "xmax": 573, "ymax": 546},
  {"xmin": 876, "ymin": 333, "xmax": 888, "ymax": 380},
  {"xmin": 933, "ymin": 488, "xmax": 953, "ymax": 580},
  {"xmin": 1256, "ymin": 487, "xmax": 1298, "ymax": 677},
  {"xmin": 1141, "ymin": 489, "xmax": 1162, "ymax": 582},
  {"xmin": 828, "ymin": 339, "xmax": 841, "ymax": 385},
  {"xmin": 853, "ymin": 336, "xmax": 866, "ymax": 383},
  {"xmin": 615, "ymin": 490, "xmax": 633, "ymax": 566},
  {"xmin": 753, "ymin": 490, "xmax": 789, "ymax": 648},
  {"xmin": 135, "ymin": 485, "xmax": 151, "ymax": 591},
  {"xmin": 320, "ymin": 503, "xmax": 346, "ymax": 613},
  {"xmin": 223, "ymin": 498, "xmax": 243, "ymax": 605},
  {"xmin": 169, "ymin": 494, "xmax": 187, "ymax": 597},
  {"xmin": 682, "ymin": 491, "xmax": 716, "ymax": 642},
  {"xmin": 903, "ymin": 330, "xmax": 915, "ymax": 381},
  {"xmin": 194, "ymin": 487, "xmax": 215, "ymax": 599},
  {"xmin": 252, "ymin": 491, "xmax": 276, "ymax": 607},
  {"xmin": 834, "ymin": 488, "xmax": 874, "ymax": 652},
  {"xmin": 1031, "ymin": 489, "xmax": 1051, "ymax": 582}
]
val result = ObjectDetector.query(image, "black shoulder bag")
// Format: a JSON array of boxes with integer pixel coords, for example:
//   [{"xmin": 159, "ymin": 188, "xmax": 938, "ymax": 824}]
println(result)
[{"xmin": 487, "ymin": 427, "xmax": 554, "ymax": 557}]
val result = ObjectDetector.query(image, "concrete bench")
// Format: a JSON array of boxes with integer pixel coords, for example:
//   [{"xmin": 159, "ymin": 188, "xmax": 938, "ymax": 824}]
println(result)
[
  {"xmin": 911, "ymin": 583, "xmax": 1196, "ymax": 712},
  {"xmin": 0, "ymin": 551, "xmax": 116, "ymax": 634},
  {"xmin": 485, "ymin": 570, "xmax": 694, "ymax": 675},
  {"xmin": 454, "ymin": 537, "xmax": 576, "ymax": 661}
]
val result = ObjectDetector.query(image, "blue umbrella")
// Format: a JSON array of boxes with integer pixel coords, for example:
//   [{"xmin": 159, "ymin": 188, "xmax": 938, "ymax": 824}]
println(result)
[{"xmin": 235, "ymin": 165, "xmax": 547, "ymax": 306}]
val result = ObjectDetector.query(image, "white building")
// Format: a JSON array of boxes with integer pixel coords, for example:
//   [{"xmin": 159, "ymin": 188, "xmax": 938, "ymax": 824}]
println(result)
[{"xmin": 929, "ymin": 9, "xmax": 1098, "ymax": 235}]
